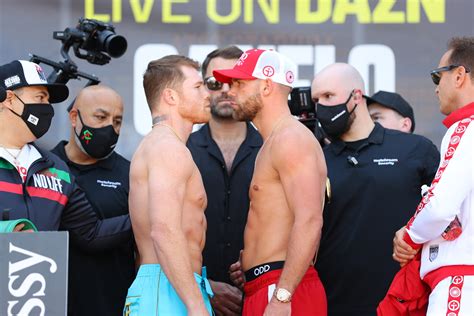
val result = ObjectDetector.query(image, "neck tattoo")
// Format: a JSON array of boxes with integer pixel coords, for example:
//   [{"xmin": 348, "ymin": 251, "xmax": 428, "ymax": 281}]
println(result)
[
  {"xmin": 152, "ymin": 123, "xmax": 184, "ymax": 143},
  {"xmin": 152, "ymin": 115, "xmax": 168, "ymax": 126}
]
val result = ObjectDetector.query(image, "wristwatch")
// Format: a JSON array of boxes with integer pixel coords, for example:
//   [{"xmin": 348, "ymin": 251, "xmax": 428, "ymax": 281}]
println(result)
[{"xmin": 274, "ymin": 287, "xmax": 292, "ymax": 303}]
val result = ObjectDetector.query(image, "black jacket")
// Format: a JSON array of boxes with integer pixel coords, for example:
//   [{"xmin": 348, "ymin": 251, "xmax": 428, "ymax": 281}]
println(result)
[{"xmin": 0, "ymin": 144, "xmax": 131, "ymax": 250}]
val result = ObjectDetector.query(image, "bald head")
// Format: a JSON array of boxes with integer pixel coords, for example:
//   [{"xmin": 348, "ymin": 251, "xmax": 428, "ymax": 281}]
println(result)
[
  {"xmin": 70, "ymin": 84, "xmax": 124, "ymax": 135},
  {"xmin": 311, "ymin": 63, "xmax": 375, "ymax": 141},
  {"xmin": 73, "ymin": 85, "xmax": 123, "ymax": 112},
  {"xmin": 314, "ymin": 63, "xmax": 365, "ymax": 94}
]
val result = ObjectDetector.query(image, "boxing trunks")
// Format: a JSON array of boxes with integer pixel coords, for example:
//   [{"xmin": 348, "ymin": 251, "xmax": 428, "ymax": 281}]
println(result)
[
  {"xmin": 243, "ymin": 261, "xmax": 327, "ymax": 315},
  {"xmin": 123, "ymin": 264, "xmax": 213, "ymax": 316}
]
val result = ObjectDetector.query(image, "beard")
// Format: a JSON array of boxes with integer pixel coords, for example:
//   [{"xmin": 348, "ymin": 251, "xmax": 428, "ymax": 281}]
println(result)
[
  {"xmin": 342, "ymin": 110, "xmax": 356, "ymax": 135},
  {"xmin": 232, "ymin": 93, "xmax": 263, "ymax": 121},
  {"xmin": 210, "ymin": 93, "xmax": 234, "ymax": 119}
]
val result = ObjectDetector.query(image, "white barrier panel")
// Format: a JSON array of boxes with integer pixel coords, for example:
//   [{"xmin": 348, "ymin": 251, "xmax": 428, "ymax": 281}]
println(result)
[{"xmin": 0, "ymin": 232, "xmax": 69, "ymax": 316}]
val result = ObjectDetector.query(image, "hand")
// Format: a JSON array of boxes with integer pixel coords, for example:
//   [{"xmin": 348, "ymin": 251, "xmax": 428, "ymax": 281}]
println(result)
[
  {"xmin": 392, "ymin": 226, "xmax": 418, "ymax": 267},
  {"xmin": 263, "ymin": 298, "xmax": 291, "ymax": 316},
  {"xmin": 229, "ymin": 250, "xmax": 245, "ymax": 290},
  {"xmin": 13, "ymin": 223, "xmax": 34, "ymax": 233},
  {"xmin": 209, "ymin": 280, "xmax": 242, "ymax": 316}
]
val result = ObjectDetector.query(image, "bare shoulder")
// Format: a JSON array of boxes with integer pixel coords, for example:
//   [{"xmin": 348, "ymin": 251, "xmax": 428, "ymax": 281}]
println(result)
[
  {"xmin": 131, "ymin": 131, "xmax": 194, "ymax": 175},
  {"xmin": 272, "ymin": 120, "xmax": 322, "ymax": 157}
]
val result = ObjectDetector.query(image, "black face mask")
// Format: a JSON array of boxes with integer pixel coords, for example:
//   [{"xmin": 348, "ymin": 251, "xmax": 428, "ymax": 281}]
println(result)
[
  {"xmin": 9, "ymin": 95, "xmax": 54, "ymax": 139},
  {"xmin": 74, "ymin": 110, "xmax": 119, "ymax": 159},
  {"xmin": 316, "ymin": 90, "xmax": 357, "ymax": 138}
]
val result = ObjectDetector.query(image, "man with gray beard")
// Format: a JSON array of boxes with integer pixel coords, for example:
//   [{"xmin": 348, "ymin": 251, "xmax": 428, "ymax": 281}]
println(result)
[{"xmin": 187, "ymin": 46, "xmax": 262, "ymax": 316}]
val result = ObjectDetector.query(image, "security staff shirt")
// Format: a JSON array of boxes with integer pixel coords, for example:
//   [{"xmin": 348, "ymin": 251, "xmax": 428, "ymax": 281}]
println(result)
[
  {"xmin": 52, "ymin": 141, "xmax": 135, "ymax": 316},
  {"xmin": 315, "ymin": 123, "xmax": 440, "ymax": 316},
  {"xmin": 187, "ymin": 123, "xmax": 262, "ymax": 284}
]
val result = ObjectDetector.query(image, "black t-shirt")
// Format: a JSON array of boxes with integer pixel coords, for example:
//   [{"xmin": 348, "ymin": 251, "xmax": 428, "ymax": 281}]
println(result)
[
  {"xmin": 187, "ymin": 123, "xmax": 262, "ymax": 284},
  {"xmin": 52, "ymin": 141, "xmax": 135, "ymax": 316},
  {"xmin": 315, "ymin": 124, "xmax": 440, "ymax": 316}
]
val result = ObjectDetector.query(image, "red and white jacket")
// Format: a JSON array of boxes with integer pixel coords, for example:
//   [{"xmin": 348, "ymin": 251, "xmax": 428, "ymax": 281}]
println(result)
[{"xmin": 403, "ymin": 102, "xmax": 474, "ymax": 286}]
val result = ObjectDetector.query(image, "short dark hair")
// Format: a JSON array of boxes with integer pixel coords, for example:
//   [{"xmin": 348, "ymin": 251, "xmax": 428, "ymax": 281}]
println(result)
[
  {"xmin": 143, "ymin": 55, "xmax": 199, "ymax": 111},
  {"xmin": 201, "ymin": 46, "xmax": 243, "ymax": 78},
  {"xmin": 447, "ymin": 37, "xmax": 474, "ymax": 81}
]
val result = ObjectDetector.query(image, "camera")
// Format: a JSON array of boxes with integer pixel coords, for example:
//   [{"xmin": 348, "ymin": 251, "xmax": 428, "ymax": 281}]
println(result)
[
  {"xmin": 29, "ymin": 17, "xmax": 127, "ymax": 107},
  {"xmin": 288, "ymin": 86, "xmax": 328, "ymax": 146},
  {"xmin": 31, "ymin": 18, "xmax": 127, "ymax": 85},
  {"xmin": 53, "ymin": 18, "xmax": 127, "ymax": 65},
  {"xmin": 288, "ymin": 86, "xmax": 315, "ymax": 117}
]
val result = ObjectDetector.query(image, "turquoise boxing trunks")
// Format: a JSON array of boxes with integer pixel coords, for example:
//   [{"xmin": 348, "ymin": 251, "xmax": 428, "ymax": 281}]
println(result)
[{"xmin": 123, "ymin": 264, "xmax": 214, "ymax": 315}]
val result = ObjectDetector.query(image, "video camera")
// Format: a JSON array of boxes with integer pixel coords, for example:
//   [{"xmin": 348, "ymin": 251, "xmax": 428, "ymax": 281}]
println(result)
[
  {"xmin": 53, "ymin": 18, "xmax": 127, "ymax": 66},
  {"xmin": 30, "ymin": 18, "xmax": 127, "ymax": 88},
  {"xmin": 288, "ymin": 87, "xmax": 328, "ymax": 146}
]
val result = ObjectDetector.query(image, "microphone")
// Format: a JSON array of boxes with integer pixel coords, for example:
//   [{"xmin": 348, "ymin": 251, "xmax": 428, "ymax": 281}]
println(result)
[{"xmin": 347, "ymin": 155, "xmax": 358, "ymax": 166}]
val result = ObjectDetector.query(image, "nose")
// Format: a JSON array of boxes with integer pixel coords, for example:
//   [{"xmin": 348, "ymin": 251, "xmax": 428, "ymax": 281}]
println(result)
[
  {"xmin": 435, "ymin": 85, "xmax": 439, "ymax": 95},
  {"xmin": 228, "ymin": 86, "xmax": 237, "ymax": 97},
  {"xmin": 221, "ymin": 83, "xmax": 230, "ymax": 92}
]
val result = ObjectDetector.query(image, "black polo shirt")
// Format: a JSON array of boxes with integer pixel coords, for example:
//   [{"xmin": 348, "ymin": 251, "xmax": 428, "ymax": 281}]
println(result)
[
  {"xmin": 187, "ymin": 123, "xmax": 262, "ymax": 284},
  {"xmin": 51, "ymin": 141, "xmax": 135, "ymax": 316},
  {"xmin": 315, "ymin": 124, "xmax": 439, "ymax": 316}
]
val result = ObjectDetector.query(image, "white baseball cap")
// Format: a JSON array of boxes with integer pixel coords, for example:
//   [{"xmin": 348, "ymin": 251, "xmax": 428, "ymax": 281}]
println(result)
[{"xmin": 213, "ymin": 49, "xmax": 296, "ymax": 88}]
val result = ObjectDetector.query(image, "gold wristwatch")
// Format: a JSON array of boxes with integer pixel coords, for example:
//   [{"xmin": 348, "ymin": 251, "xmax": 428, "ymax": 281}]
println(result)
[{"xmin": 274, "ymin": 287, "xmax": 292, "ymax": 303}]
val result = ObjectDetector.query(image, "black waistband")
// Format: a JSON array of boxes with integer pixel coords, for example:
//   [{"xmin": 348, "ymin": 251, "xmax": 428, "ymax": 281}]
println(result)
[{"xmin": 245, "ymin": 261, "xmax": 285, "ymax": 282}]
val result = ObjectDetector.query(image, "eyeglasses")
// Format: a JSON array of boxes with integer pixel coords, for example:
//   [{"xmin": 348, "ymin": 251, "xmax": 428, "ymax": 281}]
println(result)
[
  {"xmin": 204, "ymin": 76, "xmax": 224, "ymax": 91},
  {"xmin": 430, "ymin": 65, "xmax": 470, "ymax": 85}
]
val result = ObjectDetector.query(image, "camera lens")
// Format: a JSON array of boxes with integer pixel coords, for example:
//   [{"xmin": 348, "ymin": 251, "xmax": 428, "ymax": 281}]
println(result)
[{"xmin": 99, "ymin": 31, "xmax": 127, "ymax": 58}]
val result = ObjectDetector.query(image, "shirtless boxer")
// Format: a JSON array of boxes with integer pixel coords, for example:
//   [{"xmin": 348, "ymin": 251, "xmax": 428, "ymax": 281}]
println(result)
[
  {"xmin": 214, "ymin": 49, "xmax": 327, "ymax": 315},
  {"xmin": 124, "ymin": 55, "xmax": 212, "ymax": 316}
]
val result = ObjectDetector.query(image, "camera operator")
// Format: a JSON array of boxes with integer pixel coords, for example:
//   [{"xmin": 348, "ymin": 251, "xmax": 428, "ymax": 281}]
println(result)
[
  {"xmin": 0, "ymin": 60, "xmax": 131, "ymax": 252},
  {"xmin": 311, "ymin": 63, "xmax": 440, "ymax": 316},
  {"xmin": 51, "ymin": 85, "xmax": 135, "ymax": 316}
]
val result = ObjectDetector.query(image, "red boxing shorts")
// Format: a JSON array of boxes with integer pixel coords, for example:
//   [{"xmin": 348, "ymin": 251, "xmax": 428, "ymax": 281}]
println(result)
[{"xmin": 243, "ymin": 262, "xmax": 327, "ymax": 316}]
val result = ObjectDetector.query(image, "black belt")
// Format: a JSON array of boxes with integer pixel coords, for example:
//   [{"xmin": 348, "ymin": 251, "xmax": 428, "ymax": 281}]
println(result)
[{"xmin": 245, "ymin": 261, "xmax": 284, "ymax": 282}]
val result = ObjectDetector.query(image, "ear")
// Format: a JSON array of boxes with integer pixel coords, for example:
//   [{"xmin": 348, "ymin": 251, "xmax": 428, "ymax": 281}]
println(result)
[
  {"xmin": 1, "ymin": 90, "xmax": 17, "ymax": 111},
  {"xmin": 454, "ymin": 66, "xmax": 468, "ymax": 88},
  {"xmin": 69, "ymin": 108, "xmax": 78, "ymax": 128},
  {"xmin": 261, "ymin": 79, "xmax": 274, "ymax": 96},
  {"xmin": 401, "ymin": 117, "xmax": 412, "ymax": 133},
  {"xmin": 163, "ymin": 88, "xmax": 179, "ymax": 106},
  {"xmin": 352, "ymin": 89, "xmax": 364, "ymax": 102}
]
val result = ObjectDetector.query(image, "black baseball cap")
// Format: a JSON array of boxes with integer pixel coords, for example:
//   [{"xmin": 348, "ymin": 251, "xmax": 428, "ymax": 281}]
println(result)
[
  {"xmin": 366, "ymin": 90, "xmax": 415, "ymax": 132},
  {"xmin": 0, "ymin": 60, "xmax": 69, "ymax": 103}
]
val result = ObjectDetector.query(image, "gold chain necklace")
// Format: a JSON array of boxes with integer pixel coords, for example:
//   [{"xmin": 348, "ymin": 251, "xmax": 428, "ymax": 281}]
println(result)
[
  {"xmin": 152, "ymin": 123, "xmax": 184, "ymax": 143},
  {"xmin": 264, "ymin": 115, "xmax": 292, "ymax": 143}
]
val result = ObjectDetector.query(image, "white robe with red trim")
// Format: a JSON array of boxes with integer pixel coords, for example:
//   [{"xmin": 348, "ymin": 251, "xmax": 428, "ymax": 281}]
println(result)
[{"xmin": 404, "ymin": 105, "xmax": 474, "ymax": 279}]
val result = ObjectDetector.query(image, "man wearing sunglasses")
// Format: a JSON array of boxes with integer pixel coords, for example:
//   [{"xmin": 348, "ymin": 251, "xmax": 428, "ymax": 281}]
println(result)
[
  {"xmin": 187, "ymin": 46, "xmax": 262, "ymax": 316},
  {"xmin": 393, "ymin": 37, "xmax": 474, "ymax": 315}
]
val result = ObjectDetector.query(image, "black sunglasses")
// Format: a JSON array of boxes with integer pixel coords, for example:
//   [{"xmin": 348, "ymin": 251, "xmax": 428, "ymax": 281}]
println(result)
[
  {"xmin": 204, "ymin": 76, "xmax": 224, "ymax": 91},
  {"xmin": 430, "ymin": 64, "xmax": 471, "ymax": 85}
]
